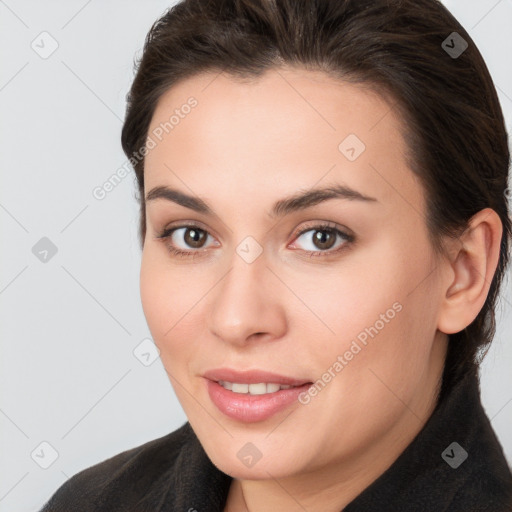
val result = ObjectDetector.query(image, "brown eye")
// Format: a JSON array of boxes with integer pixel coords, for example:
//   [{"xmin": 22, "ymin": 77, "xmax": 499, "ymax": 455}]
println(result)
[
  {"xmin": 156, "ymin": 224, "xmax": 215, "ymax": 257},
  {"xmin": 291, "ymin": 223, "xmax": 353, "ymax": 256},
  {"xmin": 181, "ymin": 227, "xmax": 208, "ymax": 249},
  {"xmin": 310, "ymin": 229, "xmax": 338, "ymax": 250}
]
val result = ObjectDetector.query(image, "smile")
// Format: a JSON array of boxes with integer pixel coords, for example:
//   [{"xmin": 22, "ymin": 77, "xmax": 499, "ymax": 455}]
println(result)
[
  {"xmin": 218, "ymin": 381, "xmax": 295, "ymax": 394},
  {"xmin": 205, "ymin": 379, "xmax": 313, "ymax": 422}
]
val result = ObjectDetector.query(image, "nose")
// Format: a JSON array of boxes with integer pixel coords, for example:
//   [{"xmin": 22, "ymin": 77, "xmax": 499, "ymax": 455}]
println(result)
[{"xmin": 207, "ymin": 253, "xmax": 287, "ymax": 348}]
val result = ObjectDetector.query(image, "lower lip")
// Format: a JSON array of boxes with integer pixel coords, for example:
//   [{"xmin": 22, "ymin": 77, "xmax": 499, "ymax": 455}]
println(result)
[{"xmin": 205, "ymin": 379, "xmax": 312, "ymax": 423}]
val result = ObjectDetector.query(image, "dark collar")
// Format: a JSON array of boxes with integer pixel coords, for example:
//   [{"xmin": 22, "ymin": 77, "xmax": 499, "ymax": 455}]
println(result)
[{"xmin": 172, "ymin": 371, "xmax": 512, "ymax": 511}]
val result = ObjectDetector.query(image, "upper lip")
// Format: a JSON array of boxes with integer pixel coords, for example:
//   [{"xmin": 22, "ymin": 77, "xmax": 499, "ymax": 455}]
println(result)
[{"xmin": 203, "ymin": 368, "xmax": 312, "ymax": 386}]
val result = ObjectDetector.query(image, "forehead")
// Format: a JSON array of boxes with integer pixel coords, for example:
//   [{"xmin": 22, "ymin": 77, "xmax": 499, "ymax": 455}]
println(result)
[
  {"xmin": 144, "ymin": 67, "xmax": 424, "ymax": 218},
  {"xmin": 147, "ymin": 67, "xmax": 401, "ymax": 151}
]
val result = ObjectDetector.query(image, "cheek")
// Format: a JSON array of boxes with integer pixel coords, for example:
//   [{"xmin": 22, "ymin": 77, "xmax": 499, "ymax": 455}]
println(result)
[
  {"xmin": 140, "ymin": 250, "xmax": 167, "ymax": 339},
  {"xmin": 140, "ymin": 249, "xmax": 189, "ymax": 350},
  {"xmin": 313, "ymin": 231, "xmax": 438, "ymax": 370},
  {"xmin": 361, "ymin": 243, "xmax": 439, "ymax": 377},
  {"xmin": 301, "ymin": 245, "xmax": 440, "ymax": 442},
  {"xmin": 140, "ymin": 250, "xmax": 213, "ymax": 417},
  {"xmin": 139, "ymin": 247, "xmax": 209, "ymax": 366}
]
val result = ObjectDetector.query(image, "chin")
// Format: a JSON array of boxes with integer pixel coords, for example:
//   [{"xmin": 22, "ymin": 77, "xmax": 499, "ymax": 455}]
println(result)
[
  {"xmin": 211, "ymin": 451, "xmax": 298, "ymax": 481},
  {"xmin": 195, "ymin": 429, "xmax": 307, "ymax": 480}
]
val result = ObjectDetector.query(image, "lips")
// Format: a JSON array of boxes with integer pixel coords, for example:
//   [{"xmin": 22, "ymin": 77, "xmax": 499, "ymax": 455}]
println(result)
[
  {"xmin": 202, "ymin": 368, "xmax": 311, "ymax": 387},
  {"xmin": 202, "ymin": 368, "xmax": 314, "ymax": 422}
]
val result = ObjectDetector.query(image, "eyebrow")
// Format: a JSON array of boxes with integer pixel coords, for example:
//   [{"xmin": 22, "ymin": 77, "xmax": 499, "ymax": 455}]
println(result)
[{"xmin": 145, "ymin": 183, "xmax": 378, "ymax": 218}]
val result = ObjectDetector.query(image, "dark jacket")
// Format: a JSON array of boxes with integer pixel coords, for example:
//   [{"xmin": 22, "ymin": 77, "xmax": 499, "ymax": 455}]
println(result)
[{"xmin": 40, "ymin": 370, "xmax": 512, "ymax": 511}]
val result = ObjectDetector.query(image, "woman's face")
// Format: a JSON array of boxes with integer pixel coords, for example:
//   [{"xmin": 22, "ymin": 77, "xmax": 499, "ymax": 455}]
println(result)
[{"xmin": 140, "ymin": 67, "xmax": 449, "ymax": 481}]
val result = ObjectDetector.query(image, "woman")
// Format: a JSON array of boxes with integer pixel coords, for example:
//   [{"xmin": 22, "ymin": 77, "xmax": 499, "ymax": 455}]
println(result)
[{"xmin": 40, "ymin": 0, "xmax": 512, "ymax": 510}]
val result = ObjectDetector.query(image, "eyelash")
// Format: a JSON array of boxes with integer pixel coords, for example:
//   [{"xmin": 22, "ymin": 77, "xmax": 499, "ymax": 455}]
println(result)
[{"xmin": 155, "ymin": 221, "xmax": 354, "ymax": 259}]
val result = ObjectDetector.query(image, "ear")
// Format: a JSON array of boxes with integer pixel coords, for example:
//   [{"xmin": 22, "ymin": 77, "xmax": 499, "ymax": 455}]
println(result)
[{"xmin": 437, "ymin": 208, "xmax": 503, "ymax": 335}]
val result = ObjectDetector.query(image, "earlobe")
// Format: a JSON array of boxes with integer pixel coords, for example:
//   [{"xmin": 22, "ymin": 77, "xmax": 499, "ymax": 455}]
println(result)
[{"xmin": 437, "ymin": 208, "xmax": 502, "ymax": 335}]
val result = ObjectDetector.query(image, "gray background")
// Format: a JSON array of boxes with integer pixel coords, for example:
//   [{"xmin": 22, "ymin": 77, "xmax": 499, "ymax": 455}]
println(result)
[{"xmin": 0, "ymin": 1, "xmax": 511, "ymax": 510}]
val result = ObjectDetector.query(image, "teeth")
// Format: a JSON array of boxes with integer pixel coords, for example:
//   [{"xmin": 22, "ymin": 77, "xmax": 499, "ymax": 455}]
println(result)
[
  {"xmin": 218, "ymin": 381, "xmax": 296, "ymax": 394},
  {"xmin": 232, "ymin": 383, "xmax": 249, "ymax": 393},
  {"xmin": 266, "ymin": 383, "xmax": 280, "ymax": 393},
  {"xmin": 246, "ymin": 383, "xmax": 265, "ymax": 394}
]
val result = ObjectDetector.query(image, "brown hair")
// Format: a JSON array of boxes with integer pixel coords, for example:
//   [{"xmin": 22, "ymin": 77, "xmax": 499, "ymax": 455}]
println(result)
[{"xmin": 121, "ymin": 0, "xmax": 511, "ymax": 399}]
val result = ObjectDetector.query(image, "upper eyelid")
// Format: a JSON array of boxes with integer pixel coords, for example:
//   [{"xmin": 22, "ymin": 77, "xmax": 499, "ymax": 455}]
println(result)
[{"xmin": 158, "ymin": 220, "xmax": 346, "ymax": 236}]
